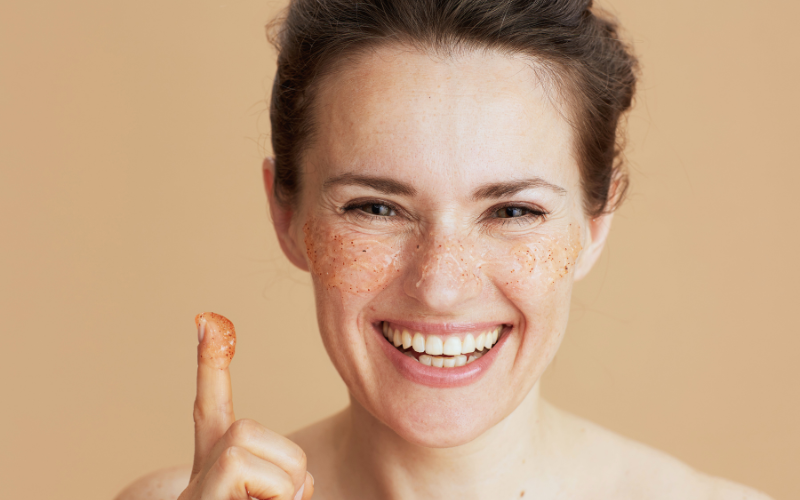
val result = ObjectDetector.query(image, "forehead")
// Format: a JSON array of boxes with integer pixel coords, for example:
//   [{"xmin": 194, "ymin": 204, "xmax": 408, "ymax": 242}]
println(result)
[{"xmin": 307, "ymin": 45, "xmax": 579, "ymax": 192}]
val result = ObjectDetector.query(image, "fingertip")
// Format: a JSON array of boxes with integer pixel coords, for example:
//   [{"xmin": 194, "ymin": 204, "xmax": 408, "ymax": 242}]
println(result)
[
  {"xmin": 301, "ymin": 472, "xmax": 314, "ymax": 500},
  {"xmin": 196, "ymin": 316, "xmax": 206, "ymax": 344},
  {"xmin": 293, "ymin": 483, "xmax": 305, "ymax": 500},
  {"xmin": 195, "ymin": 312, "xmax": 236, "ymax": 370}
]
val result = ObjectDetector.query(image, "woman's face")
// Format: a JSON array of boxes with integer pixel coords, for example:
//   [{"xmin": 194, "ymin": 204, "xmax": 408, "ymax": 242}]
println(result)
[{"xmin": 272, "ymin": 46, "xmax": 608, "ymax": 447}]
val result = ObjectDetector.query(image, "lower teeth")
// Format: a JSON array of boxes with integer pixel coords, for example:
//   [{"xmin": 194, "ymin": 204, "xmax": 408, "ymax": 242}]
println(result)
[{"xmin": 400, "ymin": 347, "xmax": 484, "ymax": 367}]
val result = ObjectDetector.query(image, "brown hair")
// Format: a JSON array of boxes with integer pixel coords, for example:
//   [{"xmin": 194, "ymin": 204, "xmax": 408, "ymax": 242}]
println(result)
[{"xmin": 268, "ymin": 0, "xmax": 638, "ymax": 217}]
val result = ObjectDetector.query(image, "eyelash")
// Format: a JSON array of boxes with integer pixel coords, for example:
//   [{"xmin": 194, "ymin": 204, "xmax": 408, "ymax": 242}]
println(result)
[
  {"xmin": 341, "ymin": 200, "xmax": 549, "ymax": 226},
  {"xmin": 490, "ymin": 203, "xmax": 549, "ymax": 226},
  {"xmin": 342, "ymin": 201, "xmax": 403, "ymax": 223}
]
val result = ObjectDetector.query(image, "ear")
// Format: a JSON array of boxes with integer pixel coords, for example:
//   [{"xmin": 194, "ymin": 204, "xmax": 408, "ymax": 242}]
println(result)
[
  {"xmin": 572, "ymin": 210, "xmax": 613, "ymax": 282},
  {"xmin": 263, "ymin": 157, "xmax": 309, "ymax": 271}
]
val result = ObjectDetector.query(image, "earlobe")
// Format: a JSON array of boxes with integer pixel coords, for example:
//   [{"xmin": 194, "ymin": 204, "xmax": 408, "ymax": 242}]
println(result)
[
  {"xmin": 573, "ymin": 212, "xmax": 613, "ymax": 282},
  {"xmin": 262, "ymin": 157, "xmax": 309, "ymax": 272}
]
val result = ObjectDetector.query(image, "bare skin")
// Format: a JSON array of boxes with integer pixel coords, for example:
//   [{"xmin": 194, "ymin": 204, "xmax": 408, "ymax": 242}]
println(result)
[{"xmin": 116, "ymin": 48, "xmax": 771, "ymax": 500}]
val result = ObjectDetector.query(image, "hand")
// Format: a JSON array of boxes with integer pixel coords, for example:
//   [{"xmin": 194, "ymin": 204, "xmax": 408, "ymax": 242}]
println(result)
[{"xmin": 178, "ymin": 313, "xmax": 313, "ymax": 500}]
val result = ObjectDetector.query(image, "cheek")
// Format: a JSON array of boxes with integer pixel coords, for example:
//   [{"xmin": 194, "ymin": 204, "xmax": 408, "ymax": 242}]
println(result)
[
  {"xmin": 304, "ymin": 221, "xmax": 403, "ymax": 295},
  {"xmin": 482, "ymin": 223, "xmax": 583, "ymax": 303}
]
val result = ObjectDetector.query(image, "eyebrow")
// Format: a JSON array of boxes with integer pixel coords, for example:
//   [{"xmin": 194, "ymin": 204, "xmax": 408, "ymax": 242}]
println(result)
[
  {"xmin": 323, "ymin": 173, "xmax": 417, "ymax": 196},
  {"xmin": 471, "ymin": 177, "xmax": 567, "ymax": 200},
  {"xmin": 322, "ymin": 173, "xmax": 566, "ymax": 199}
]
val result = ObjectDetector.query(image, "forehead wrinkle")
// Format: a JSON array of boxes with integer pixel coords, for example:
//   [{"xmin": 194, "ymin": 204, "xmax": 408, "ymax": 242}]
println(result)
[
  {"xmin": 308, "ymin": 45, "xmax": 581, "ymax": 201},
  {"xmin": 313, "ymin": 44, "xmax": 573, "ymax": 149},
  {"xmin": 323, "ymin": 173, "xmax": 418, "ymax": 197}
]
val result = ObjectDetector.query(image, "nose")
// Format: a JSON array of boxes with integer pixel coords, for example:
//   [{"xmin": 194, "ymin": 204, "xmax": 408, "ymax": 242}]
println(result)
[{"xmin": 403, "ymin": 233, "xmax": 483, "ymax": 311}]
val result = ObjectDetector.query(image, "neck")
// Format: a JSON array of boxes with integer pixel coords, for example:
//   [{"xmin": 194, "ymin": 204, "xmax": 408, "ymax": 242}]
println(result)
[{"xmin": 334, "ymin": 383, "xmax": 559, "ymax": 499}]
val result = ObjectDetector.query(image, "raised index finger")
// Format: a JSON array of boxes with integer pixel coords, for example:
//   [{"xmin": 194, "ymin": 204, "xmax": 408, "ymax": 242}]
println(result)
[{"xmin": 192, "ymin": 312, "xmax": 237, "ymax": 474}]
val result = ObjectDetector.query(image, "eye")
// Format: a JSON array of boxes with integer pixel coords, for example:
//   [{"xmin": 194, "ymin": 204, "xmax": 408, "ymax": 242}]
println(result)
[
  {"xmin": 494, "ymin": 206, "xmax": 532, "ymax": 218},
  {"xmin": 345, "ymin": 202, "xmax": 397, "ymax": 217},
  {"xmin": 361, "ymin": 203, "xmax": 394, "ymax": 216},
  {"xmin": 484, "ymin": 203, "xmax": 549, "ymax": 229}
]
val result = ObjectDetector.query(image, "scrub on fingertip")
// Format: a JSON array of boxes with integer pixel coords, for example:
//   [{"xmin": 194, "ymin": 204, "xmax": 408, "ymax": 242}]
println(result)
[{"xmin": 195, "ymin": 312, "xmax": 237, "ymax": 370}]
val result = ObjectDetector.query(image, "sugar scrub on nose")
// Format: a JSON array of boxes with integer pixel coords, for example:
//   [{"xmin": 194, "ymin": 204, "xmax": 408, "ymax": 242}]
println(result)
[
  {"xmin": 195, "ymin": 312, "xmax": 236, "ymax": 369},
  {"xmin": 304, "ymin": 217, "xmax": 583, "ymax": 297},
  {"xmin": 411, "ymin": 235, "xmax": 483, "ymax": 294}
]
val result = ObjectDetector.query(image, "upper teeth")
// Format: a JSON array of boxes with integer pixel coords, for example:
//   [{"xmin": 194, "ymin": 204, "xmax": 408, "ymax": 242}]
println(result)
[{"xmin": 382, "ymin": 322, "xmax": 502, "ymax": 356}]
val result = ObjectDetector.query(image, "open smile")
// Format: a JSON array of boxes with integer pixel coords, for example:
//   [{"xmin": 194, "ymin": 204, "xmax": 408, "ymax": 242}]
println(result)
[
  {"xmin": 380, "ymin": 321, "xmax": 503, "ymax": 367},
  {"xmin": 373, "ymin": 320, "xmax": 511, "ymax": 387}
]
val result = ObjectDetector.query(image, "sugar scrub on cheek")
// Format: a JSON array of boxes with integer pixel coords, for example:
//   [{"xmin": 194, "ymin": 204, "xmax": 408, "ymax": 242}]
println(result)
[
  {"xmin": 407, "ymin": 224, "xmax": 583, "ymax": 297},
  {"xmin": 304, "ymin": 220, "xmax": 404, "ymax": 294},
  {"xmin": 488, "ymin": 223, "xmax": 584, "ymax": 295},
  {"xmin": 304, "ymin": 217, "xmax": 582, "ymax": 297},
  {"xmin": 195, "ymin": 312, "xmax": 236, "ymax": 369},
  {"xmin": 391, "ymin": 227, "xmax": 582, "ymax": 295}
]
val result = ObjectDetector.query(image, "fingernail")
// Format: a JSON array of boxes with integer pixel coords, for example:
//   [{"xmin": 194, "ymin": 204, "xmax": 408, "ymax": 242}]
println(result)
[
  {"xmin": 197, "ymin": 318, "xmax": 206, "ymax": 344},
  {"xmin": 309, "ymin": 472, "xmax": 314, "ymax": 486},
  {"xmin": 293, "ymin": 484, "xmax": 305, "ymax": 500}
]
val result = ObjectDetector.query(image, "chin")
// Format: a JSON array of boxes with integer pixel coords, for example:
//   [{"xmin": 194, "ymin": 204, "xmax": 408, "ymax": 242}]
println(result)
[{"xmin": 381, "ymin": 393, "xmax": 511, "ymax": 448}]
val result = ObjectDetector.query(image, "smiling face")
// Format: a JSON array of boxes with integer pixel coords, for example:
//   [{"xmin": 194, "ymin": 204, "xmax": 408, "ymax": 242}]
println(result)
[{"xmin": 270, "ymin": 46, "xmax": 610, "ymax": 447}]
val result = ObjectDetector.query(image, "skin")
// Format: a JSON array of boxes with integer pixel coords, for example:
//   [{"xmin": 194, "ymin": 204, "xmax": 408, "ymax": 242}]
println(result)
[
  {"xmin": 293, "ymin": 48, "xmax": 590, "ymax": 449},
  {"xmin": 116, "ymin": 47, "xmax": 772, "ymax": 500}
]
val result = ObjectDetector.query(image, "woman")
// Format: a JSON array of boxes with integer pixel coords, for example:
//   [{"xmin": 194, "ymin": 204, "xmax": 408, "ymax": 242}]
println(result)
[{"xmin": 118, "ymin": 0, "xmax": 771, "ymax": 498}]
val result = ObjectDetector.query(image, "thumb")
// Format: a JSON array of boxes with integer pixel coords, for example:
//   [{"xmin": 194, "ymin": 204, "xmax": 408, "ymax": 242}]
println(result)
[{"xmin": 192, "ymin": 312, "xmax": 236, "ymax": 474}]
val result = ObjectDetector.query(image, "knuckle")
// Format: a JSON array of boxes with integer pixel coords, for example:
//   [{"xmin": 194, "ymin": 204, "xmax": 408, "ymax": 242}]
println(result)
[
  {"xmin": 216, "ymin": 445, "xmax": 245, "ymax": 473},
  {"xmin": 192, "ymin": 401, "xmax": 205, "ymax": 424},
  {"xmin": 228, "ymin": 418, "xmax": 258, "ymax": 444},
  {"xmin": 287, "ymin": 445, "xmax": 307, "ymax": 472},
  {"xmin": 193, "ymin": 400, "xmax": 233, "ymax": 425},
  {"xmin": 276, "ymin": 474, "xmax": 295, "ymax": 498}
]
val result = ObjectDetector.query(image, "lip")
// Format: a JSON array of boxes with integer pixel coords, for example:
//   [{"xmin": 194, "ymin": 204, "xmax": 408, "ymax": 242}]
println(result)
[{"xmin": 373, "ymin": 321, "xmax": 511, "ymax": 388}]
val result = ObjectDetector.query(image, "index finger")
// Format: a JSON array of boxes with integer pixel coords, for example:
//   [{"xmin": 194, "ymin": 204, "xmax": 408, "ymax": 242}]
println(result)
[{"xmin": 192, "ymin": 312, "xmax": 237, "ymax": 474}]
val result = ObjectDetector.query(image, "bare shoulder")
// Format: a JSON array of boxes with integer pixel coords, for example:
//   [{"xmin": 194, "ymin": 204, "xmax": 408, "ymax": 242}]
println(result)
[
  {"xmin": 114, "ymin": 465, "xmax": 191, "ymax": 500},
  {"xmin": 706, "ymin": 477, "xmax": 775, "ymax": 500},
  {"xmin": 545, "ymin": 403, "xmax": 773, "ymax": 500}
]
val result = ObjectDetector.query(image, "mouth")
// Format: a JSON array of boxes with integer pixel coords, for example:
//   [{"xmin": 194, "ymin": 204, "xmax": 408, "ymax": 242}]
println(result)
[{"xmin": 378, "ymin": 320, "xmax": 506, "ymax": 368}]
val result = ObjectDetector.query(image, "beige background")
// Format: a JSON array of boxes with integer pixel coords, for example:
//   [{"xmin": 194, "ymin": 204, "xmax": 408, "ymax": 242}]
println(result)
[{"xmin": 1, "ymin": 0, "xmax": 797, "ymax": 498}]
